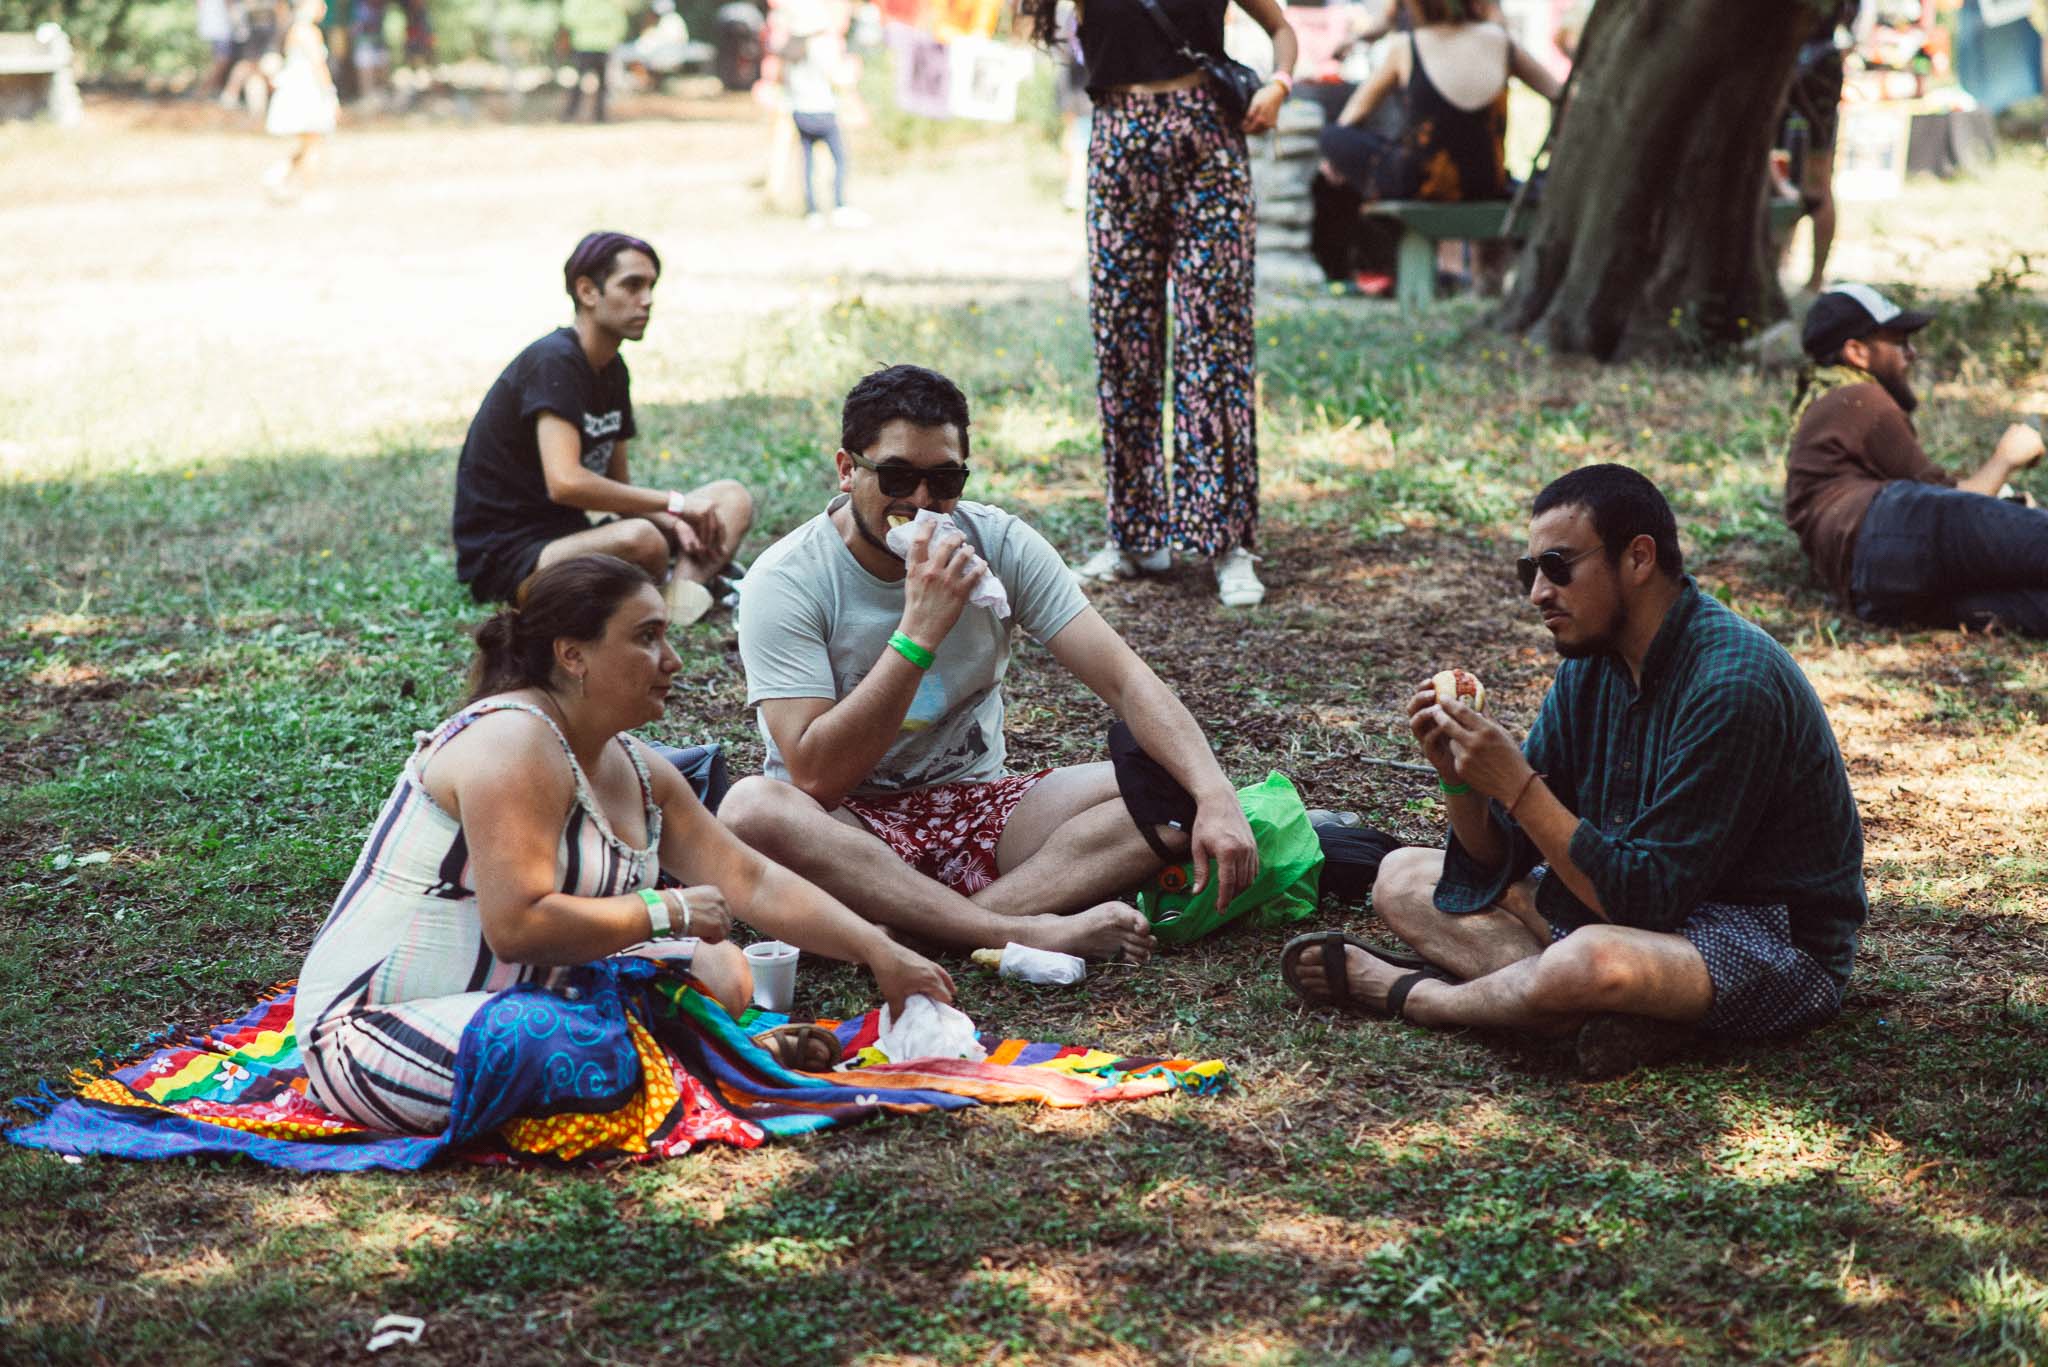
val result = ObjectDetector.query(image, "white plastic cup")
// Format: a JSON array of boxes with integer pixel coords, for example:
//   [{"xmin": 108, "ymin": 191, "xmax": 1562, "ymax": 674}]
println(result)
[{"xmin": 743, "ymin": 940, "xmax": 800, "ymax": 1012}]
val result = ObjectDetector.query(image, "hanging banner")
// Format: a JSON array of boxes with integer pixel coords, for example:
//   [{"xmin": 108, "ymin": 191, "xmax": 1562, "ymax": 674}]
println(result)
[
  {"xmin": 947, "ymin": 37, "xmax": 1031, "ymax": 121},
  {"xmin": 1834, "ymin": 103, "xmax": 1911, "ymax": 201},
  {"xmin": 887, "ymin": 21, "xmax": 955, "ymax": 118}
]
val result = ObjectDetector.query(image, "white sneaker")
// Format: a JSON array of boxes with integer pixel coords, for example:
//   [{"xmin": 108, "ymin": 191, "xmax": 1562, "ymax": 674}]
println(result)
[
  {"xmin": 830, "ymin": 205, "xmax": 872, "ymax": 229},
  {"xmin": 1214, "ymin": 547, "xmax": 1264, "ymax": 608},
  {"xmin": 1072, "ymin": 544, "xmax": 1170, "ymax": 584},
  {"xmin": 805, "ymin": 212, "xmax": 826, "ymax": 231}
]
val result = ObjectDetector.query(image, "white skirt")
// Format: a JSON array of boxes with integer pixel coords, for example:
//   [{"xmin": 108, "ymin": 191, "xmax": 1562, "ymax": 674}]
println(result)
[{"xmin": 267, "ymin": 66, "xmax": 337, "ymax": 136}]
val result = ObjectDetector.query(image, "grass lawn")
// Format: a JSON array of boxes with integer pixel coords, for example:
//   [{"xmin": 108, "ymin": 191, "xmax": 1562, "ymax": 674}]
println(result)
[{"xmin": 3, "ymin": 100, "xmax": 2047, "ymax": 1364}]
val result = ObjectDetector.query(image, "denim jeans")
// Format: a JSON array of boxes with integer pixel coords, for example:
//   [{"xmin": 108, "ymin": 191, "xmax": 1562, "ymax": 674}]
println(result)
[
  {"xmin": 793, "ymin": 111, "xmax": 846, "ymax": 214},
  {"xmin": 1851, "ymin": 481, "xmax": 2048, "ymax": 636}
]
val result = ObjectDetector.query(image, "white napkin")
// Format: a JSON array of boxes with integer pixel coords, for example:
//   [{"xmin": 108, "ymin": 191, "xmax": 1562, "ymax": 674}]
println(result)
[
  {"xmin": 873, "ymin": 994, "xmax": 988, "ymax": 1063},
  {"xmin": 883, "ymin": 509, "xmax": 1011, "ymax": 616}
]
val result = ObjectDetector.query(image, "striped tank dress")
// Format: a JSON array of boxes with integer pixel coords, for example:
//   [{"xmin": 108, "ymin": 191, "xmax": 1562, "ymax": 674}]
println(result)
[{"xmin": 295, "ymin": 700, "xmax": 664, "ymax": 1134}]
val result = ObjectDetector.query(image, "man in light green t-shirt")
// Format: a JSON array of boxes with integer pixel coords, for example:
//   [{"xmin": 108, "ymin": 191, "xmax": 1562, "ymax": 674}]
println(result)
[
  {"xmin": 562, "ymin": 0, "xmax": 631, "ymax": 121},
  {"xmin": 724, "ymin": 365, "xmax": 1256, "ymax": 965}
]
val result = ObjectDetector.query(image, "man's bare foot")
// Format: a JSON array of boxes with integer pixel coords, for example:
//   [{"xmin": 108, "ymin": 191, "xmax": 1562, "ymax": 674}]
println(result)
[
  {"xmin": 1013, "ymin": 902, "xmax": 1156, "ymax": 964},
  {"xmin": 1292, "ymin": 941, "xmax": 1404, "ymax": 1011}
]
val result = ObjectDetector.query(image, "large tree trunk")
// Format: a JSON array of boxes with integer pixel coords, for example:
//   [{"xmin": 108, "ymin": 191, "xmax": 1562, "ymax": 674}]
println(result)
[{"xmin": 1502, "ymin": 0, "xmax": 1814, "ymax": 360}]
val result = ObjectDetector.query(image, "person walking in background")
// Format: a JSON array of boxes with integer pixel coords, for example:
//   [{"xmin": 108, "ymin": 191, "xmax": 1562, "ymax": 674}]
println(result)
[
  {"xmin": 220, "ymin": 0, "xmax": 283, "ymax": 116},
  {"xmin": 783, "ymin": 0, "xmax": 869, "ymax": 227},
  {"xmin": 197, "ymin": 0, "xmax": 237, "ymax": 98},
  {"xmin": 1024, "ymin": 0, "xmax": 1298, "ymax": 609},
  {"xmin": 262, "ymin": 0, "xmax": 338, "ymax": 199},
  {"xmin": 349, "ymin": 0, "xmax": 391, "ymax": 105},
  {"xmin": 1774, "ymin": 0, "xmax": 1859, "ymax": 296},
  {"xmin": 562, "ymin": 0, "xmax": 631, "ymax": 122}
]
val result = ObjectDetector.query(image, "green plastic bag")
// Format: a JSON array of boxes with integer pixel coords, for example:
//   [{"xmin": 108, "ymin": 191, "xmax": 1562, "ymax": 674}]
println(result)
[{"xmin": 1134, "ymin": 771, "xmax": 1325, "ymax": 945}]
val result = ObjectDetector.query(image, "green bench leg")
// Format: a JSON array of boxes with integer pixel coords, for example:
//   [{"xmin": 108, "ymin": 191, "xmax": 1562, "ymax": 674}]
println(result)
[{"xmin": 1397, "ymin": 228, "xmax": 1435, "ymax": 312}]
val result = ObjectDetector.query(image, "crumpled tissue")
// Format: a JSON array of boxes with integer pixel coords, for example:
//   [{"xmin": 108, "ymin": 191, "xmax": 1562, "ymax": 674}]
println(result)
[
  {"xmin": 874, "ymin": 993, "xmax": 987, "ymax": 1063},
  {"xmin": 883, "ymin": 509, "xmax": 1011, "ymax": 616}
]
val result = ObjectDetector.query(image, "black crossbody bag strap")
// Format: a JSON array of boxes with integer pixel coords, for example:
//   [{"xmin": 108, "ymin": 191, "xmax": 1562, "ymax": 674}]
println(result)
[{"xmin": 1130, "ymin": 0, "xmax": 1212, "ymax": 69}]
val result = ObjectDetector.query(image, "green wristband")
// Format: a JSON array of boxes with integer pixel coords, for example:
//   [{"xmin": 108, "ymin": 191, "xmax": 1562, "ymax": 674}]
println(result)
[
  {"xmin": 889, "ymin": 631, "xmax": 935, "ymax": 670},
  {"xmin": 637, "ymin": 887, "xmax": 673, "ymax": 938},
  {"xmin": 1439, "ymin": 778, "xmax": 1473, "ymax": 796}
]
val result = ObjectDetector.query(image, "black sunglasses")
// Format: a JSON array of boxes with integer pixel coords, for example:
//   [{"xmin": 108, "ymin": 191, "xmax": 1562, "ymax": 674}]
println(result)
[
  {"xmin": 848, "ymin": 451, "xmax": 970, "ymax": 501},
  {"xmin": 1516, "ymin": 545, "xmax": 1604, "ymax": 593}
]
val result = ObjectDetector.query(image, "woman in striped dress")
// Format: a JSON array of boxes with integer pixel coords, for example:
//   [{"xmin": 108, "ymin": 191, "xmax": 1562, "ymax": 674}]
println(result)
[{"xmin": 295, "ymin": 554, "xmax": 954, "ymax": 1135}]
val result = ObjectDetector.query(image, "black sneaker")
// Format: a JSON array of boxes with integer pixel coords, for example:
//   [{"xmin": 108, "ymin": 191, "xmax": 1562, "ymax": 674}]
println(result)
[{"xmin": 1574, "ymin": 1013, "xmax": 1698, "ymax": 1080}]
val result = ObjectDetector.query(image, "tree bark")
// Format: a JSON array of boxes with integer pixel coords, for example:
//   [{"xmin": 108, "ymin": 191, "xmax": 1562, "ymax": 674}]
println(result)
[{"xmin": 1502, "ymin": 0, "xmax": 1815, "ymax": 360}]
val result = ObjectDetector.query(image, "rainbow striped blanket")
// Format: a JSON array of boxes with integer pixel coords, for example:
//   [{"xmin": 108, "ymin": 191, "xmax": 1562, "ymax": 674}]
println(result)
[{"xmin": 4, "ymin": 959, "xmax": 1227, "ymax": 1172}]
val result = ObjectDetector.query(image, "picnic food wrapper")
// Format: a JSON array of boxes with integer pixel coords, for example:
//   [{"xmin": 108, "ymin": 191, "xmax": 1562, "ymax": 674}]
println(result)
[
  {"xmin": 972, "ymin": 943, "xmax": 1087, "ymax": 985},
  {"xmin": 884, "ymin": 509, "xmax": 1011, "ymax": 616}
]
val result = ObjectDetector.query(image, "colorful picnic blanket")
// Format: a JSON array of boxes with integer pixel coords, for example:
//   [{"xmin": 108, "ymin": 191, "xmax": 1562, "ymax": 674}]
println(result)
[{"xmin": 5, "ymin": 958, "xmax": 1227, "ymax": 1172}]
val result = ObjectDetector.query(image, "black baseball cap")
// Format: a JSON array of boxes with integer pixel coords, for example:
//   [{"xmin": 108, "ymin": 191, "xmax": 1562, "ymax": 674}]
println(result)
[{"xmin": 1802, "ymin": 284, "xmax": 1934, "ymax": 359}]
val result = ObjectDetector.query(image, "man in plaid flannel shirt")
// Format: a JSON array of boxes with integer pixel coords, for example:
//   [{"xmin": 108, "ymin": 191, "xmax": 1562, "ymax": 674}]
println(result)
[{"xmin": 1286, "ymin": 465, "xmax": 1866, "ymax": 1075}]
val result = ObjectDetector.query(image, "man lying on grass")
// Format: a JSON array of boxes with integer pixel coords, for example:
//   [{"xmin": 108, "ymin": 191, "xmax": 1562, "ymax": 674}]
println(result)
[
  {"xmin": 720, "ymin": 364, "xmax": 1255, "ymax": 965},
  {"xmin": 1784, "ymin": 284, "xmax": 2048, "ymax": 638},
  {"xmin": 1283, "ymin": 465, "xmax": 1868, "ymax": 1078},
  {"xmin": 451, "ymin": 230, "xmax": 753, "ymax": 622}
]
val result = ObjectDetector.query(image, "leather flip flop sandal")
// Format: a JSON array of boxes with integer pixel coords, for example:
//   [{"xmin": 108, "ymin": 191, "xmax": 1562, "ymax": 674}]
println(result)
[
  {"xmin": 751, "ymin": 1023, "xmax": 842, "ymax": 1072},
  {"xmin": 1280, "ymin": 931, "xmax": 1446, "ymax": 1021}
]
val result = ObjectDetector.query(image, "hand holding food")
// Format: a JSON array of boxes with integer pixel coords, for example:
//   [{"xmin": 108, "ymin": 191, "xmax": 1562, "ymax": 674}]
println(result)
[{"xmin": 1430, "ymin": 668, "xmax": 1486, "ymax": 713}]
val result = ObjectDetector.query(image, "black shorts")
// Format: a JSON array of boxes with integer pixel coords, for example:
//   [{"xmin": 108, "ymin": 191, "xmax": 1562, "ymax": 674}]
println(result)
[
  {"xmin": 1778, "ymin": 53, "xmax": 1845, "ymax": 154},
  {"xmin": 462, "ymin": 528, "xmax": 555, "ymax": 604}
]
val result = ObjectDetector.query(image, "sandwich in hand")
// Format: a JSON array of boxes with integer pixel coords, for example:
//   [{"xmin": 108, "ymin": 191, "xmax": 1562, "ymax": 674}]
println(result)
[{"xmin": 1430, "ymin": 668, "xmax": 1486, "ymax": 713}]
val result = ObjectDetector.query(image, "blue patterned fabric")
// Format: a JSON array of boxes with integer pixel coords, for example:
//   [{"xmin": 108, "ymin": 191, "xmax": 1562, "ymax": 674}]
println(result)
[
  {"xmin": 9, "ymin": 961, "xmax": 661, "ymax": 1172},
  {"xmin": 439, "ymin": 963, "xmax": 645, "ymax": 1147}
]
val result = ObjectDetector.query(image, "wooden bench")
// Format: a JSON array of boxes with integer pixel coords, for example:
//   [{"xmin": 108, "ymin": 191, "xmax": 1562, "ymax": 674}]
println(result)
[
  {"xmin": 1368, "ymin": 197, "xmax": 1807, "ymax": 311},
  {"xmin": 0, "ymin": 26, "xmax": 82, "ymax": 125}
]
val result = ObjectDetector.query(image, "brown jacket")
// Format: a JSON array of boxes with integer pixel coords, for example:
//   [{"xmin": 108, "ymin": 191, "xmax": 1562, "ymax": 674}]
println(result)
[{"xmin": 1784, "ymin": 382, "xmax": 1954, "ymax": 600}]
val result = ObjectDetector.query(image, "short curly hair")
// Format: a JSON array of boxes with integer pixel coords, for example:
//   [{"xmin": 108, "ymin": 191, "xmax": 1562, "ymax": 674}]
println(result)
[{"xmin": 839, "ymin": 365, "xmax": 973, "ymax": 460}]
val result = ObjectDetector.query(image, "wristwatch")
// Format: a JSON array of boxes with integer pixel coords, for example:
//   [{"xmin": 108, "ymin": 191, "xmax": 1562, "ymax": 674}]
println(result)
[{"xmin": 665, "ymin": 489, "xmax": 689, "ymax": 516}]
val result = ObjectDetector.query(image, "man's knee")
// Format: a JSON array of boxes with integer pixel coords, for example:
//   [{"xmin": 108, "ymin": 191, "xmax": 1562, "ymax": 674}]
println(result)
[
  {"xmin": 718, "ymin": 776, "xmax": 814, "ymax": 857},
  {"xmin": 1371, "ymin": 846, "xmax": 1440, "ymax": 924},
  {"xmin": 618, "ymin": 518, "xmax": 672, "ymax": 574},
  {"xmin": 1526, "ymin": 928, "xmax": 1644, "ymax": 1012},
  {"xmin": 702, "ymin": 478, "xmax": 754, "ymax": 534}
]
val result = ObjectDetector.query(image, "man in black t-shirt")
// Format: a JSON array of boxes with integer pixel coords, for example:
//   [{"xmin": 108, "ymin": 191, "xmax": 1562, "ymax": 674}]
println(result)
[{"xmin": 451, "ymin": 231, "xmax": 754, "ymax": 612}]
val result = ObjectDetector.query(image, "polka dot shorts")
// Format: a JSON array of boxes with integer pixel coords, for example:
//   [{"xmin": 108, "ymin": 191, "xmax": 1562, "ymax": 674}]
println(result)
[{"xmin": 1536, "ymin": 871, "xmax": 1844, "ymax": 1039}]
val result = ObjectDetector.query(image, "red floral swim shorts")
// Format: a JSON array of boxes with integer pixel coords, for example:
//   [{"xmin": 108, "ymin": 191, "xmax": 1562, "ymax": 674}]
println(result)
[{"xmin": 839, "ymin": 771, "xmax": 1052, "ymax": 893}]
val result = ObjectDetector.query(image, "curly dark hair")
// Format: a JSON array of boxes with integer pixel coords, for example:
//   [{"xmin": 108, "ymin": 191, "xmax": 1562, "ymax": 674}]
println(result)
[{"xmin": 839, "ymin": 364, "xmax": 973, "ymax": 459}]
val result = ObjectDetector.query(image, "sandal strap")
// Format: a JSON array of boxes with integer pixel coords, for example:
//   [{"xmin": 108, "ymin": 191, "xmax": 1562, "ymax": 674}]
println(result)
[
  {"xmin": 1385, "ymin": 970, "xmax": 1431, "ymax": 1022},
  {"xmin": 1319, "ymin": 934, "xmax": 1351, "ymax": 1006}
]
